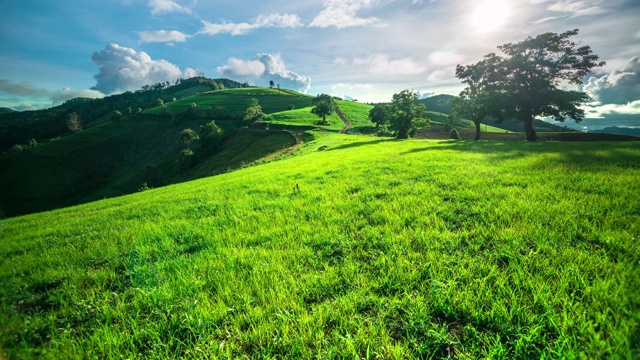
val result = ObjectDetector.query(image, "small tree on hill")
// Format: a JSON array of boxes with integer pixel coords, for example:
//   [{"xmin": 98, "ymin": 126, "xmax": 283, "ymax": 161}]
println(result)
[
  {"xmin": 311, "ymin": 94, "xmax": 334, "ymax": 125},
  {"xmin": 244, "ymin": 98, "xmax": 265, "ymax": 123},
  {"xmin": 388, "ymin": 90, "xmax": 427, "ymax": 139},
  {"xmin": 180, "ymin": 128, "xmax": 199, "ymax": 149},
  {"xmin": 111, "ymin": 110, "xmax": 123, "ymax": 122},
  {"xmin": 66, "ymin": 112, "xmax": 83, "ymax": 133},
  {"xmin": 269, "ymin": 80, "xmax": 275, "ymax": 89},
  {"xmin": 200, "ymin": 120, "xmax": 223, "ymax": 154}
]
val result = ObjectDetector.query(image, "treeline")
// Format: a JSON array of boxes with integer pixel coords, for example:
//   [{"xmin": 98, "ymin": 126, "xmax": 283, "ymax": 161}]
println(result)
[{"xmin": 0, "ymin": 77, "xmax": 246, "ymax": 152}]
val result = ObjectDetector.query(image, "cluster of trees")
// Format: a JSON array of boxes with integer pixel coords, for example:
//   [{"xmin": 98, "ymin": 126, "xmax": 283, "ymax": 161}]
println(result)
[
  {"xmin": 452, "ymin": 29, "xmax": 604, "ymax": 141},
  {"xmin": 175, "ymin": 120, "xmax": 224, "ymax": 173},
  {"xmin": 364, "ymin": 29, "xmax": 603, "ymax": 142},
  {"xmin": 368, "ymin": 90, "xmax": 430, "ymax": 139}
]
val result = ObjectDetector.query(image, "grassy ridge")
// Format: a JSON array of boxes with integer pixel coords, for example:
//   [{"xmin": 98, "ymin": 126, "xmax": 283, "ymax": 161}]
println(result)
[
  {"xmin": 144, "ymin": 88, "xmax": 313, "ymax": 117},
  {"xmin": 1, "ymin": 134, "xmax": 639, "ymax": 358}
]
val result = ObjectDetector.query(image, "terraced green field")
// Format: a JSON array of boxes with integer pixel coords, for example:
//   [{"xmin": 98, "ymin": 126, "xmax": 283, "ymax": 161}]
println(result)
[{"xmin": 1, "ymin": 133, "xmax": 638, "ymax": 358}]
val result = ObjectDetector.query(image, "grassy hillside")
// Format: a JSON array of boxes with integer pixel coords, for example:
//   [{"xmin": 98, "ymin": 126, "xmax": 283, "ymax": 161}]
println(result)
[
  {"xmin": 1, "ymin": 134, "xmax": 638, "ymax": 358},
  {"xmin": 144, "ymin": 88, "xmax": 313, "ymax": 117},
  {"xmin": 262, "ymin": 100, "xmax": 375, "ymax": 133},
  {"xmin": 0, "ymin": 77, "xmax": 244, "ymax": 152},
  {"xmin": 0, "ymin": 115, "xmax": 296, "ymax": 217}
]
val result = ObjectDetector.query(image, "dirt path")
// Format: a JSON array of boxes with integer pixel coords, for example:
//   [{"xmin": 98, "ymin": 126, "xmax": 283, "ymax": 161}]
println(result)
[{"xmin": 334, "ymin": 103, "xmax": 352, "ymax": 133}]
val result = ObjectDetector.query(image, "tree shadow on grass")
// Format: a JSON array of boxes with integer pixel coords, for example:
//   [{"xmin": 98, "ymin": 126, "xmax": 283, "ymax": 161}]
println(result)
[{"xmin": 403, "ymin": 140, "xmax": 640, "ymax": 170}]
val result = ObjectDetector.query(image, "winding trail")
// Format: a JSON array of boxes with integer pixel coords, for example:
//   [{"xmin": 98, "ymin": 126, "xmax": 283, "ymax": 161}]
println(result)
[{"xmin": 334, "ymin": 103, "xmax": 352, "ymax": 133}]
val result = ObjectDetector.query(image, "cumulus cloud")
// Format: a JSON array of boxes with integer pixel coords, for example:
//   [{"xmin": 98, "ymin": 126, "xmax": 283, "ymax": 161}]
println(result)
[
  {"xmin": 138, "ymin": 30, "xmax": 190, "ymax": 43},
  {"xmin": 350, "ymin": 54, "xmax": 426, "ymax": 76},
  {"xmin": 217, "ymin": 54, "xmax": 311, "ymax": 93},
  {"xmin": 147, "ymin": 0, "xmax": 191, "ymax": 15},
  {"xmin": 91, "ymin": 43, "xmax": 201, "ymax": 93},
  {"xmin": 309, "ymin": 0, "xmax": 381, "ymax": 28},
  {"xmin": 584, "ymin": 57, "xmax": 640, "ymax": 104},
  {"xmin": 200, "ymin": 13, "xmax": 303, "ymax": 36}
]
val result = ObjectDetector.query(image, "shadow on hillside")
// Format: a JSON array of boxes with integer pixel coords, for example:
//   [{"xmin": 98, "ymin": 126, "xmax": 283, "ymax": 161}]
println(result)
[
  {"xmin": 403, "ymin": 140, "xmax": 640, "ymax": 170},
  {"xmin": 326, "ymin": 138, "xmax": 396, "ymax": 151}
]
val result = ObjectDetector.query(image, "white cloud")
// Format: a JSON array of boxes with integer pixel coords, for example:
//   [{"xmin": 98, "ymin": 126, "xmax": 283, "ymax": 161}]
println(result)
[
  {"xmin": 584, "ymin": 56, "xmax": 640, "ymax": 104},
  {"xmin": 91, "ymin": 43, "xmax": 200, "ymax": 93},
  {"xmin": 138, "ymin": 30, "xmax": 190, "ymax": 43},
  {"xmin": 309, "ymin": 0, "xmax": 381, "ymax": 29},
  {"xmin": 217, "ymin": 54, "xmax": 311, "ymax": 93},
  {"xmin": 147, "ymin": 0, "xmax": 191, "ymax": 15},
  {"xmin": 351, "ymin": 54, "xmax": 426, "ymax": 76},
  {"xmin": 547, "ymin": 0, "xmax": 605, "ymax": 17},
  {"xmin": 584, "ymin": 100, "xmax": 640, "ymax": 118},
  {"xmin": 199, "ymin": 13, "xmax": 303, "ymax": 36}
]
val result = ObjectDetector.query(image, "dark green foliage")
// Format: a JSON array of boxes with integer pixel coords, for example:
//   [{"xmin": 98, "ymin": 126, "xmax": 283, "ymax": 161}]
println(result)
[
  {"xmin": 200, "ymin": 120, "xmax": 223, "ymax": 155},
  {"xmin": 368, "ymin": 103, "xmax": 391, "ymax": 130},
  {"xmin": 27, "ymin": 138, "xmax": 38, "ymax": 148},
  {"xmin": 311, "ymin": 94, "xmax": 334, "ymax": 125},
  {"xmin": 449, "ymin": 128, "xmax": 460, "ymax": 139},
  {"xmin": 179, "ymin": 128, "xmax": 199, "ymax": 149},
  {"xmin": 9, "ymin": 144, "xmax": 24, "ymax": 153},
  {"xmin": 388, "ymin": 90, "xmax": 428, "ymax": 139},
  {"xmin": 110, "ymin": 110, "xmax": 123, "ymax": 122},
  {"xmin": 174, "ymin": 149, "xmax": 195, "ymax": 172},
  {"xmin": 417, "ymin": 94, "xmax": 455, "ymax": 114},
  {"xmin": 243, "ymin": 98, "xmax": 265, "ymax": 123}
]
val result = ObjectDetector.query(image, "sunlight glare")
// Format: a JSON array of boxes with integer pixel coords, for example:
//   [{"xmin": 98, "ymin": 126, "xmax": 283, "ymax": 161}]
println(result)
[{"xmin": 471, "ymin": 0, "xmax": 510, "ymax": 34}]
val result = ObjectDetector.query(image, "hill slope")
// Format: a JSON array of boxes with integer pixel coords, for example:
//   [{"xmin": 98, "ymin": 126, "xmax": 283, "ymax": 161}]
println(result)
[{"xmin": 1, "ymin": 134, "xmax": 638, "ymax": 358}]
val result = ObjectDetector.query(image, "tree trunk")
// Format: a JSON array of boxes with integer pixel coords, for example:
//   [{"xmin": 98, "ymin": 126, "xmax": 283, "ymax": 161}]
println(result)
[
  {"xmin": 524, "ymin": 116, "xmax": 537, "ymax": 141},
  {"xmin": 474, "ymin": 121, "xmax": 481, "ymax": 141},
  {"xmin": 322, "ymin": 114, "xmax": 328, "ymax": 125}
]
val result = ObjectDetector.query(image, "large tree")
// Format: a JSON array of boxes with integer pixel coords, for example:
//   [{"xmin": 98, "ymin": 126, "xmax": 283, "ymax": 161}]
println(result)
[
  {"xmin": 453, "ymin": 53, "xmax": 502, "ymax": 140},
  {"xmin": 388, "ymin": 90, "xmax": 427, "ymax": 139},
  {"xmin": 476, "ymin": 29, "xmax": 604, "ymax": 141},
  {"xmin": 310, "ymin": 94, "xmax": 334, "ymax": 125}
]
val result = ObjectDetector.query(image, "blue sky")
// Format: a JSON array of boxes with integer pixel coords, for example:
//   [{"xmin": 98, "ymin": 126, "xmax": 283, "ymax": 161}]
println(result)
[{"xmin": 1, "ymin": 0, "xmax": 639, "ymax": 129}]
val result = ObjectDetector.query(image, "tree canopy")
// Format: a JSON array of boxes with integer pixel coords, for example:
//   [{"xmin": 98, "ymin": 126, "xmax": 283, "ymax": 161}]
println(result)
[
  {"xmin": 310, "ymin": 94, "xmax": 335, "ymax": 125},
  {"xmin": 388, "ymin": 90, "xmax": 427, "ymax": 139}
]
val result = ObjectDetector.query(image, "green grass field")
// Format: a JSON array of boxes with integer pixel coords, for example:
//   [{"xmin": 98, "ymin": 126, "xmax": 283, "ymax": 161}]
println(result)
[{"xmin": 1, "ymin": 133, "xmax": 638, "ymax": 358}]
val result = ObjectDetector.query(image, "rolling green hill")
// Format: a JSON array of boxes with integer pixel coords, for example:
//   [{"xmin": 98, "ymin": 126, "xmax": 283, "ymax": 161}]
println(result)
[
  {"xmin": 1, "ymin": 133, "xmax": 638, "ymax": 358},
  {"xmin": 0, "ymin": 77, "xmax": 246, "ymax": 153},
  {"xmin": 0, "ymin": 86, "xmax": 376, "ymax": 218}
]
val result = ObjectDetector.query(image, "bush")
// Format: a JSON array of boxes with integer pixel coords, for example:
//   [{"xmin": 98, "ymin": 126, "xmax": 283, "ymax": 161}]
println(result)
[
  {"xmin": 10, "ymin": 144, "xmax": 24, "ymax": 153},
  {"xmin": 449, "ymin": 128, "xmax": 461, "ymax": 139},
  {"xmin": 175, "ymin": 149, "xmax": 195, "ymax": 173}
]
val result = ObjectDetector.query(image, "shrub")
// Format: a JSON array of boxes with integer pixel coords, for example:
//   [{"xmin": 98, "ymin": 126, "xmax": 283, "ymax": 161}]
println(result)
[
  {"xmin": 10, "ymin": 144, "xmax": 24, "ymax": 153},
  {"xmin": 449, "ymin": 128, "xmax": 461, "ymax": 140},
  {"xmin": 175, "ymin": 149, "xmax": 195, "ymax": 173}
]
